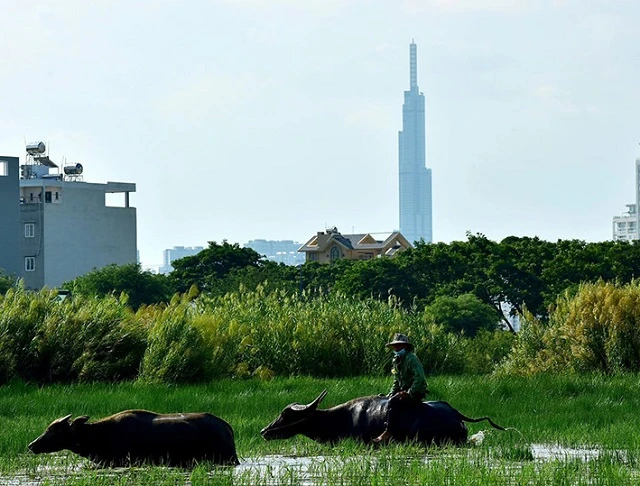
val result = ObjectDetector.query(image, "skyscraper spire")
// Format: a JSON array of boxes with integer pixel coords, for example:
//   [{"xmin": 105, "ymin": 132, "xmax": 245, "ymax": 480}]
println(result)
[{"xmin": 410, "ymin": 41, "xmax": 417, "ymax": 90}]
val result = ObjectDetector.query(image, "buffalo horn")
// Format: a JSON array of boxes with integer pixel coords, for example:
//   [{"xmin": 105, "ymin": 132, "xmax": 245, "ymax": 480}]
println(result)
[{"xmin": 307, "ymin": 389, "xmax": 328, "ymax": 410}]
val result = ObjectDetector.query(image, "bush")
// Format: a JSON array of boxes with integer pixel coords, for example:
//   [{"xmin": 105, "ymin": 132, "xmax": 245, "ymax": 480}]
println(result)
[
  {"xmin": 32, "ymin": 294, "xmax": 145, "ymax": 382},
  {"xmin": 411, "ymin": 322, "xmax": 467, "ymax": 375},
  {"xmin": 499, "ymin": 281, "xmax": 640, "ymax": 375},
  {"xmin": 464, "ymin": 330, "xmax": 516, "ymax": 374},
  {"xmin": 422, "ymin": 294, "xmax": 500, "ymax": 337},
  {"xmin": 138, "ymin": 297, "xmax": 212, "ymax": 383},
  {"xmin": 0, "ymin": 287, "xmax": 56, "ymax": 383}
]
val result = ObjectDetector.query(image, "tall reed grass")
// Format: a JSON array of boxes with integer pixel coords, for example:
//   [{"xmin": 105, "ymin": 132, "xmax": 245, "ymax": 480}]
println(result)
[
  {"xmin": 0, "ymin": 286, "xmax": 512, "ymax": 384},
  {"xmin": 0, "ymin": 288, "xmax": 145, "ymax": 383},
  {"xmin": 500, "ymin": 280, "xmax": 640, "ymax": 374}
]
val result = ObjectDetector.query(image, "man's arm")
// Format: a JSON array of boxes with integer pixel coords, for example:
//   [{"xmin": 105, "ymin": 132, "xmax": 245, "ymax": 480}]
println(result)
[{"xmin": 407, "ymin": 355, "xmax": 428, "ymax": 399}]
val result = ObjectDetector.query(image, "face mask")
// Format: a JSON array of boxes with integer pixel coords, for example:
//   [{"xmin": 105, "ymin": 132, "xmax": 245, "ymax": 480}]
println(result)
[{"xmin": 394, "ymin": 349, "xmax": 407, "ymax": 358}]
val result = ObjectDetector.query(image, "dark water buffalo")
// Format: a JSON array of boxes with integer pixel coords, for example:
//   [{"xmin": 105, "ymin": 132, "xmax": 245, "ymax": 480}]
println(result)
[
  {"xmin": 28, "ymin": 410, "xmax": 239, "ymax": 467},
  {"xmin": 261, "ymin": 390, "xmax": 506, "ymax": 446}
]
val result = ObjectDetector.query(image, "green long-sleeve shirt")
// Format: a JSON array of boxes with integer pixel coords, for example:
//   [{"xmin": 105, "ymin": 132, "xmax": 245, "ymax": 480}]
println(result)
[{"xmin": 389, "ymin": 351, "xmax": 428, "ymax": 400}]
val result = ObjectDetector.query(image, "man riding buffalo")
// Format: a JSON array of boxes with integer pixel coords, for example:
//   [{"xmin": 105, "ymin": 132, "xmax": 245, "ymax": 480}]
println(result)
[{"xmin": 373, "ymin": 333, "xmax": 428, "ymax": 444}]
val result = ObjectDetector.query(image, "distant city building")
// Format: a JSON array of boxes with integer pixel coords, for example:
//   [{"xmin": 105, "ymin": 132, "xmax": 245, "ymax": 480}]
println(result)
[
  {"xmin": 244, "ymin": 239, "xmax": 304, "ymax": 266},
  {"xmin": 298, "ymin": 227, "xmax": 412, "ymax": 264},
  {"xmin": 612, "ymin": 157, "xmax": 640, "ymax": 242},
  {"xmin": 159, "ymin": 246, "xmax": 204, "ymax": 274},
  {"xmin": 613, "ymin": 204, "xmax": 638, "ymax": 242},
  {"xmin": 398, "ymin": 40, "xmax": 433, "ymax": 244},
  {"xmin": 0, "ymin": 142, "xmax": 137, "ymax": 289}
]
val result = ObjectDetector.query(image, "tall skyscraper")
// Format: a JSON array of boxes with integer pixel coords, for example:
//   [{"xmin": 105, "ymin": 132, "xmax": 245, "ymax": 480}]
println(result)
[{"xmin": 398, "ymin": 41, "xmax": 432, "ymax": 244}]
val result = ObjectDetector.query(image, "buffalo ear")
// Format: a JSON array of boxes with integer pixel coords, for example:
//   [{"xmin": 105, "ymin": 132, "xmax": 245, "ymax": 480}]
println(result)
[
  {"xmin": 307, "ymin": 389, "xmax": 328, "ymax": 410},
  {"xmin": 53, "ymin": 414, "xmax": 73, "ymax": 425},
  {"xmin": 70, "ymin": 416, "xmax": 89, "ymax": 430}
]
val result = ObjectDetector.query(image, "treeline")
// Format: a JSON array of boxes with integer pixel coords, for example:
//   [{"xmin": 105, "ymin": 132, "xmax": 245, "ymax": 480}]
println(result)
[
  {"xmin": 59, "ymin": 234, "xmax": 640, "ymax": 327},
  {"xmin": 3, "ymin": 234, "xmax": 640, "ymax": 383}
]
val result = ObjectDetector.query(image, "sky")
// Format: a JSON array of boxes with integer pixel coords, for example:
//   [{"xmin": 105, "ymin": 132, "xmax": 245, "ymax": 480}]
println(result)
[{"xmin": 1, "ymin": 0, "xmax": 639, "ymax": 268}]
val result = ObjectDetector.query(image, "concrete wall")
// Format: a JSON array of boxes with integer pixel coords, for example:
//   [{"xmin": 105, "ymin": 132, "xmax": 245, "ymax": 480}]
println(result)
[
  {"xmin": 0, "ymin": 157, "xmax": 21, "ymax": 277},
  {"xmin": 19, "ymin": 203, "xmax": 44, "ymax": 288},
  {"xmin": 41, "ymin": 182, "xmax": 137, "ymax": 287}
]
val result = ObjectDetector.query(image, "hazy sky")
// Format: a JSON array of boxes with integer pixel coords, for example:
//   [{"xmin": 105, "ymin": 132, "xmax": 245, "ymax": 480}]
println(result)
[{"xmin": 1, "ymin": 0, "xmax": 639, "ymax": 267}]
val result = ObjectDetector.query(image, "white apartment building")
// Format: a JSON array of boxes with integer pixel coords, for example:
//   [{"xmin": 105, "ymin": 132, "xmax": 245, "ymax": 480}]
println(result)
[
  {"xmin": 612, "ymin": 158, "xmax": 640, "ymax": 242},
  {"xmin": 0, "ymin": 143, "xmax": 137, "ymax": 289},
  {"xmin": 613, "ymin": 204, "xmax": 638, "ymax": 242}
]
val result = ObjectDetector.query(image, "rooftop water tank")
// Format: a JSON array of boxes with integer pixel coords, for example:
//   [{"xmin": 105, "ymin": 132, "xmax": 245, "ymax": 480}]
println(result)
[
  {"xmin": 63, "ymin": 163, "xmax": 83, "ymax": 175},
  {"xmin": 26, "ymin": 142, "xmax": 46, "ymax": 155}
]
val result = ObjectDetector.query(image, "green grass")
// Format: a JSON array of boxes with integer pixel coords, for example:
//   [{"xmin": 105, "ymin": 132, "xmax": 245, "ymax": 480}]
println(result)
[{"xmin": 2, "ymin": 375, "xmax": 640, "ymax": 484}]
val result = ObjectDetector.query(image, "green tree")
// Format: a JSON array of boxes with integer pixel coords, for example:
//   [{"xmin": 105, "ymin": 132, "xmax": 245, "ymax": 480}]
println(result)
[
  {"xmin": 0, "ymin": 271, "xmax": 17, "ymax": 295},
  {"xmin": 490, "ymin": 236, "xmax": 554, "ymax": 320},
  {"xmin": 63, "ymin": 263, "xmax": 175, "ymax": 310},
  {"xmin": 541, "ymin": 240, "xmax": 640, "ymax": 310},
  {"xmin": 298, "ymin": 259, "xmax": 355, "ymax": 296},
  {"xmin": 216, "ymin": 261, "xmax": 299, "ymax": 296},
  {"xmin": 169, "ymin": 241, "xmax": 264, "ymax": 294},
  {"xmin": 333, "ymin": 257, "xmax": 416, "ymax": 304},
  {"xmin": 422, "ymin": 293, "xmax": 500, "ymax": 337}
]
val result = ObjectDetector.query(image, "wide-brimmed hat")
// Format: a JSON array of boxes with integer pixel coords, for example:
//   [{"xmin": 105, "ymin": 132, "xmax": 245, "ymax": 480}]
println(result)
[{"xmin": 386, "ymin": 333, "xmax": 414, "ymax": 351}]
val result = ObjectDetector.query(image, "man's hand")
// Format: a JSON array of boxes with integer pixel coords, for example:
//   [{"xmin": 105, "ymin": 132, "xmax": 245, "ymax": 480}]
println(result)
[{"xmin": 397, "ymin": 391, "xmax": 409, "ymax": 400}]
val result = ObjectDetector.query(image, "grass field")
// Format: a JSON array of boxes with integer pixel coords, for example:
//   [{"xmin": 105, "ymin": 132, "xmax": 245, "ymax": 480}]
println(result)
[{"xmin": 1, "ymin": 374, "xmax": 640, "ymax": 484}]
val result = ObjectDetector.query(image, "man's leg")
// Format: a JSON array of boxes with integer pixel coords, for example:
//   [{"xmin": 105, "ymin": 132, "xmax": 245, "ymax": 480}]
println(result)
[{"xmin": 373, "ymin": 394, "xmax": 404, "ymax": 443}]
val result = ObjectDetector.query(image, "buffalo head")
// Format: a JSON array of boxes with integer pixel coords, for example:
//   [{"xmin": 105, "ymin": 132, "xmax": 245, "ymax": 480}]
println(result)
[
  {"xmin": 260, "ymin": 390, "xmax": 327, "ymax": 440},
  {"xmin": 28, "ymin": 415, "xmax": 89, "ymax": 454}
]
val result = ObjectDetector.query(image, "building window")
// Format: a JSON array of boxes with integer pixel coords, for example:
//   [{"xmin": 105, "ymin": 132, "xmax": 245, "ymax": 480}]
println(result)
[
  {"xmin": 45, "ymin": 191, "xmax": 52, "ymax": 203},
  {"xmin": 308, "ymin": 252, "xmax": 318, "ymax": 262},
  {"xmin": 25, "ymin": 223, "xmax": 35, "ymax": 238},
  {"xmin": 25, "ymin": 257, "xmax": 35, "ymax": 272},
  {"xmin": 330, "ymin": 246, "xmax": 341, "ymax": 261},
  {"xmin": 0, "ymin": 160, "xmax": 7, "ymax": 176}
]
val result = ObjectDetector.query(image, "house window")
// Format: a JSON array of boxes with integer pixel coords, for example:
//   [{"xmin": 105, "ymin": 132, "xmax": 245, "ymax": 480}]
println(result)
[
  {"xmin": 0, "ymin": 160, "xmax": 7, "ymax": 176},
  {"xmin": 330, "ymin": 246, "xmax": 341, "ymax": 261},
  {"xmin": 24, "ymin": 223, "xmax": 35, "ymax": 238},
  {"xmin": 308, "ymin": 253, "xmax": 318, "ymax": 262},
  {"xmin": 45, "ymin": 191, "xmax": 52, "ymax": 203},
  {"xmin": 25, "ymin": 257, "xmax": 35, "ymax": 272}
]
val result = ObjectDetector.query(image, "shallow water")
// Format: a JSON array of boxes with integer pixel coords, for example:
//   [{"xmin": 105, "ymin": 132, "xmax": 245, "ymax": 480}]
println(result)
[
  {"xmin": 530, "ymin": 443, "xmax": 603, "ymax": 461},
  {"xmin": 0, "ymin": 445, "xmax": 630, "ymax": 484}
]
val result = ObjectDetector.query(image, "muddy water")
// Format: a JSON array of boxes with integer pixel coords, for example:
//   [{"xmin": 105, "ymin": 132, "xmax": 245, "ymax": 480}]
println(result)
[{"xmin": 0, "ymin": 444, "xmax": 620, "ymax": 485}]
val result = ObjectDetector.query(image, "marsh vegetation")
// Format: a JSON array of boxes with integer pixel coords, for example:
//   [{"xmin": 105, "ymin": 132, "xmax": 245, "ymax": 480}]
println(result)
[
  {"xmin": 2, "ymin": 375, "xmax": 640, "ymax": 484},
  {"xmin": 4, "ymin": 240, "xmax": 640, "ymax": 482}
]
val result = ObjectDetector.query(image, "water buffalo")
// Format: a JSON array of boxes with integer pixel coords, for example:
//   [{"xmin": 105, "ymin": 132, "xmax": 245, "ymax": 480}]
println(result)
[
  {"xmin": 261, "ymin": 390, "xmax": 506, "ymax": 446},
  {"xmin": 28, "ymin": 410, "xmax": 239, "ymax": 467}
]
